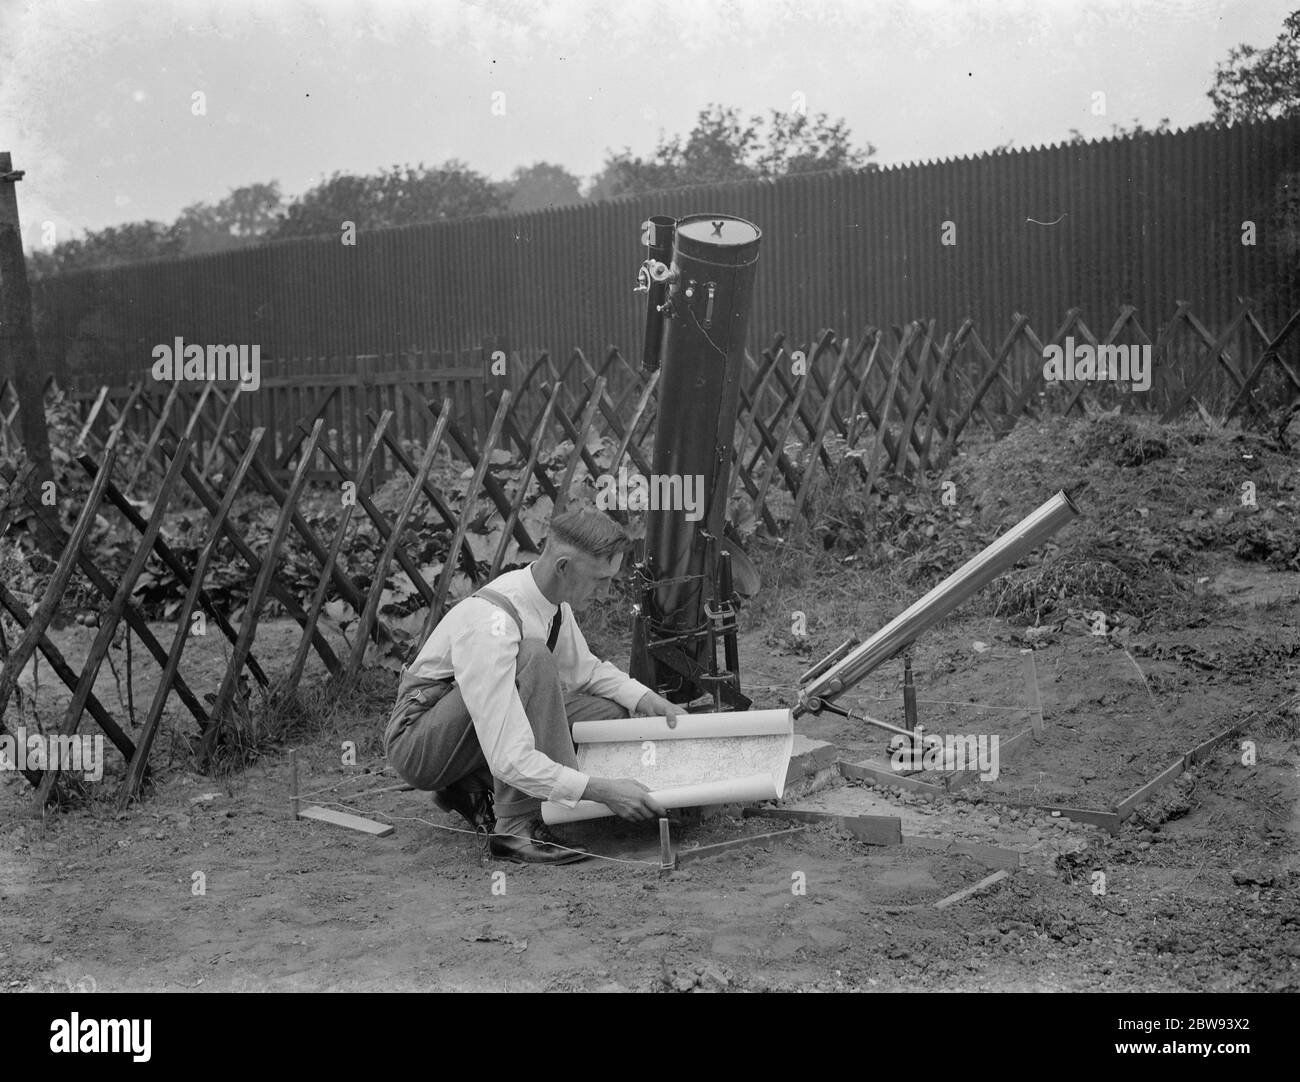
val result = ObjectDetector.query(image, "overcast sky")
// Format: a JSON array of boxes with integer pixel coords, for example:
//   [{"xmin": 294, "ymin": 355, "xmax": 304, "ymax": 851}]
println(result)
[{"xmin": 1, "ymin": 0, "xmax": 1293, "ymax": 252}]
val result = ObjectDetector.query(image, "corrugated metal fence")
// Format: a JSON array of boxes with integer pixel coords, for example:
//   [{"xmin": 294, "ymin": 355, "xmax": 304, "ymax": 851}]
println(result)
[{"xmin": 24, "ymin": 116, "xmax": 1300, "ymax": 395}]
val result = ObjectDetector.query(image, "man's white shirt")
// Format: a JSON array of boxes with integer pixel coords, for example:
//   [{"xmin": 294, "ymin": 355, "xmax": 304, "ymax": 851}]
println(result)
[{"xmin": 403, "ymin": 565, "xmax": 652, "ymax": 806}]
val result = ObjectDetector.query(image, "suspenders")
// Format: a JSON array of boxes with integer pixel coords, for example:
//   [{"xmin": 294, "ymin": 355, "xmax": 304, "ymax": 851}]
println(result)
[{"xmin": 472, "ymin": 586, "xmax": 563, "ymax": 652}]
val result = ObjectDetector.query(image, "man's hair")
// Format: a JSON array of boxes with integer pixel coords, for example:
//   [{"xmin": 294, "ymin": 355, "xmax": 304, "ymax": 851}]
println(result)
[{"xmin": 547, "ymin": 509, "xmax": 631, "ymax": 560}]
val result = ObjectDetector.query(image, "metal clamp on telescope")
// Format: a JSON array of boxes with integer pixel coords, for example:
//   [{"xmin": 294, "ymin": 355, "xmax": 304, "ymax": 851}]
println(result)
[{"xmin": 794, "ymin": 491, "xmax": 1081, "ymax": 745}]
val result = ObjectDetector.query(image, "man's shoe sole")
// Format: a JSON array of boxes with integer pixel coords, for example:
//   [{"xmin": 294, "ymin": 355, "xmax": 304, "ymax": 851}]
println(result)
[{"xmin": 489, "ymin": 840, "xmax": 590, "ymax": 865}]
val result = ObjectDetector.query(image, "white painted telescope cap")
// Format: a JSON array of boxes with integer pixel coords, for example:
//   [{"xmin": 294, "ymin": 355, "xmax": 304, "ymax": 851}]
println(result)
[{"xmin": 676, "ymin": 215, "xmax": 761, "ymax": 246}]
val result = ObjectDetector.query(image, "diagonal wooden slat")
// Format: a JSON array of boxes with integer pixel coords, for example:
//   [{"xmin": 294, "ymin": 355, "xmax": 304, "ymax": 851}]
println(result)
[
  {"xmin": 574, "ymin": 351, "xmax": 654, "ymax": 478},
  {"xmin": 939, "ymin": 313, "xmax": 1030, "ymax": 464},
  {"xmin": 77, "ymin": 455, "xmax": 270, "ymax": 689},
  {"xmin": 754, "ymin": 339, "xmax": 818, "ymax": 520},
  {"xmin": 1158, "ymin": 303, "xmax": 1252, "ymax": 420},
  {"xmin": 398, "ymin": 380, "xmax": 538, "ymax": 553},
  {"xmin": 486, "ymin": 389, "xmax": 560, "ymax": 502},
  {"xmin": 1225, "ymin": 305, "xmax": 1300, "ymax": 418},
  {"xmin": 116, "ymin": 430, "xmax": 267, "ymax": 809},
  {"xmin": 554, "ymin": 376, "xmax": 607, "ymax": 514},
  {"xmin": 170, "ymin": 448, "xmax": 344, "ymax": 677},
  {"xmin": 32, "ymin": 438, "xmax": 196, "ymax": 811},
  {"xmin": 307, "ymin": 433, "xmax": 440, "ymax": 613},
  {"xmin": 1061, "ymin": 306, "xmax": 1143, "ymax": 416},
  {"xmin": 275, "ymin": 384, "xmax": 340, "ymax": 471},
  {"xmin": 199, "ymin": 420, "xmax": 327, "ymax": 765},
  {"xmin": 738, "ymin": 347, "xmax": 797, "ymax": 481},
  {"xmin": 1004, "ymin": 310, "xmax": 1081, "ymax": 429},
  {"xmin": 342, "ymin": 403, "xmax": 451, "ymax": 685},
  {"xmin": 220, "ymin": 425, "xmax": 369, "ymax": 614},
  {"xmin": 127, "ymin": 379, "xmax": 183, "ymax": 490},
  {"xmin": 291, "ymin": 411, "xmax": 397, "ymax": 694},
  {"xmin": 843, "ymin": 329, "xmax": 884, "ymax": 449},
  {"xmin": 793, "ymin": 335, "xmax": 853, "ymax": 517},
  {"xmin": 203, "ymin": 382, "xmax": 244, "ymax": 476},
  {"xmin": 363, "ymin": 408, "xmax": 480, "ymax": 581},
  {"xmin": 608, "ymin": 369, "xmax": 659, "ymax": 480},
  {"xmin": 0, "ymin": 578, "xmax": 125, "ymax": 790},
  {"xmin": 74, "ymin": 385, "xmax": 110, "ymax": 450},
  {"xmin": 0, "ymin": 442, "xmax": 122, "ymax": 732},
  {"xmin": 181, "ymin": 379, "xmax": 217, "ymax": 444},
  {"xmin": 422, "ymin": 391, "xmax": 516, "ymax": 641},
  {"xmin": 893, "ymin": 320, "xmax": 937, "ymax": 476},
  {"xmin": 863, "ymin": 323, "xmax": 918, "ymax": 498},
  {"xmin": 540, "ymin": 382, "xmax": 610, "ymax": 507},
  {"xmin": 490, "ymin": 386, "xmax": 559, "ymax": 578},
  {"xmin": 918, "ymin": 329, "xmax": 962, "ymax": 473}
]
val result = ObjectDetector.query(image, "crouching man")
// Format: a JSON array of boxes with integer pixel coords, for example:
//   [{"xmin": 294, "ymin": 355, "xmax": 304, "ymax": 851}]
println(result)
[{"xmin": 384, "ymin": 509, "xmax": 680, "ymax": 865}]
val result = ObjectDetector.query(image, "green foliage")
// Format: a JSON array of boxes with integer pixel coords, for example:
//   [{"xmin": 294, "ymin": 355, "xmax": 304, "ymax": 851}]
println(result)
[
  {"xmin": 26, "ymin": 221, "xmax": 185, "ymax": 278},
  {"xmin": 1209, "ymin": 9, "xmax": 1300, "ymax": 123},
  {"xmin": 174, "ymin": 182, "xmax": 286, "ymax": 254},
  {"xmin": 274, "ymin": 160, "xmax": 507, "ymax": 237},
  {"xmin": 588, "ymin": 104, "xmax": 875, "ymax": 199},
  {"xmin": 499, "ymin": 162, "xmax": 584, "ymax": 213}
]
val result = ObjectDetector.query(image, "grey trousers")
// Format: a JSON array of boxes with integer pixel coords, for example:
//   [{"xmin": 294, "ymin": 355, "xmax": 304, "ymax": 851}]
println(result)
[{"xmin": 385, "ymin": 640, "xmax": 629, "ymax": 820}]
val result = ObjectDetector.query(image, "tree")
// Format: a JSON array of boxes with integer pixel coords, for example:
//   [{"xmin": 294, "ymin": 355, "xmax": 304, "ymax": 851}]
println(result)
[
  {"xmin": 755, "ymin": 110, "xmax": 875, "ymax": 176},
  {"xmin": 26, "ymin": 220, "xmax": 184, "ymax": 278},
  {"xmin": 499, "ymin": 162, "xmax": 584, "ymax": 212},
  {"xmin": 588, "ymin": 103, "xmax": 874, "ymax": 199},
  {"xmin": 275, "ymin": 160, "xmax": 507, "ymax": 238},
  {"xmin": 175, "ymin": 182, "xmax": 285, "ymax": 255},
  {"xmin": 1209, "ymin": 9, "xmax": 1300, "ymax": 122}
]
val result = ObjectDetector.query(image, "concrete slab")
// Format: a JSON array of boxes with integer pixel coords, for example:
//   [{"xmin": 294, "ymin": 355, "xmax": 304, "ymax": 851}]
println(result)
[{"xmin": 780, "ymin": 735, "xmax": 841, "ymax": 802}]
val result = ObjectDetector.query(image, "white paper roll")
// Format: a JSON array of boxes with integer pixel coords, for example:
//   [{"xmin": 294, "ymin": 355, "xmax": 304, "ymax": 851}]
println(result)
[
  {"xmin": 542, "ymin": 774, "xmax": 780, "ymax": 825},
  {"xmin": 570, "ymin": 708, "xmax": 792, "ymax": 744}
]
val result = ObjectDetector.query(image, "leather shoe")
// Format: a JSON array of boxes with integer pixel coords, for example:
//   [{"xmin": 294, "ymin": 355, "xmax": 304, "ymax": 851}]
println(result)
[
  {"xmin": 489, "ymin": 819, "xmax": 590, "ymax": 865},
  {"xmin": 433, "ymin": 783, "xmax": 495, "ymax": 833}
]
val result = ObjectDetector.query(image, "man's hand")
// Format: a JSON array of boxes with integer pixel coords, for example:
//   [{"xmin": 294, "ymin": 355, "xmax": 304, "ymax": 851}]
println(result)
[
  {"xmin": 635, "ymin": 690, "xmax": 681, "ymax": 730},
  {"xmin": 583, "ymin": 777, "xmax": 668, "ymax": 821}
]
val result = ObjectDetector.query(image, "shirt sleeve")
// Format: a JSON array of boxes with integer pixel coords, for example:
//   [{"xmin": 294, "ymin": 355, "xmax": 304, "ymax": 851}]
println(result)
[
  {"xmin": 554, "ymin": 604, "xmax": 653, "ymax": 714},
  {"xmin": 450, "ymin": 599, "xmax": 589, "ymax": 807}
]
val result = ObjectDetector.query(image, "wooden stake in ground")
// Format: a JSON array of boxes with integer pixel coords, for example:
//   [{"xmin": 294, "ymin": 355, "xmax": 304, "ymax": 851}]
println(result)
[{"xmin": 0, "ymin": 153, "xmax": 53, "ymax": 499}]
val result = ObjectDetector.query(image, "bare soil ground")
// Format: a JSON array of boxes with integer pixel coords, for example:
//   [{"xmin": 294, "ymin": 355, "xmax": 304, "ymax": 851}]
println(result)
[{"xmin": 2, "ymin": 414, "xmax": 1298, "ymax": 992}]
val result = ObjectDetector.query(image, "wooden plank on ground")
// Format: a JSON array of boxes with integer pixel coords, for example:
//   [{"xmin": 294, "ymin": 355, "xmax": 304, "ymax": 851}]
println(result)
[
  {"xmin": 1114, "ymin": 756, "xmax": 1187, "ymax": 822},
  {"xmin": 676, "ymin": 827, "xmax": 806, "ymax": 865},
  {"xmin": 977, "ymin": 799, "xmax": 1122, "ymax": 833},
  {"xmin": 1184, "ymin": 723, "xmax": 1245, "ymax": 767},
  {"xmin": 742, "ymin": 805, "xmax": 901, "ymax": 845},
  {"xmin": 934, "ymin": 869, "xmax": 1010, "ymax": 909},
  {"xmin": 837, "ymin": 758, "xmax": 946, "ymax": 795},
  {"xmin": 902, "ymin": 835, "xmax": 1022, "ymax": 871},
  {"xmin": 298, "ymin": 805, "xmax": 394, "ymax": 837}
]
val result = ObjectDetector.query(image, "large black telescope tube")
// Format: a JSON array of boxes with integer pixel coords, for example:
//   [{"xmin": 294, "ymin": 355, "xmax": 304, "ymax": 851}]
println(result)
[{"xmin": 631, "ymin": 214, "xmax": 762, "ymax": 700}]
